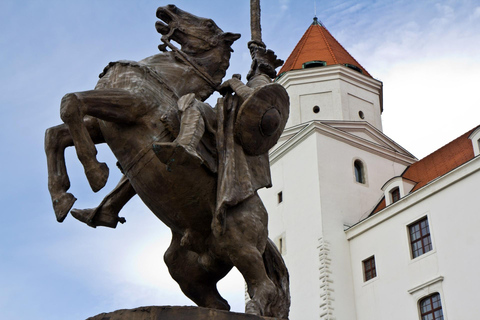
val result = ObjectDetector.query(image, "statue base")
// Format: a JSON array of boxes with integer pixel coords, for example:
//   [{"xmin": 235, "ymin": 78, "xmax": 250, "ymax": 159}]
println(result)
[{"xmin": 87, "ymin": 306, "xmax": 286, "ymax": 320}]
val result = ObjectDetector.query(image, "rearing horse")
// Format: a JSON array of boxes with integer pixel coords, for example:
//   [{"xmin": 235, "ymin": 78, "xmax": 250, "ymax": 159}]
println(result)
[{"xmin": 45, "ymin": 4, "xmax": 289, "ymax": 318}]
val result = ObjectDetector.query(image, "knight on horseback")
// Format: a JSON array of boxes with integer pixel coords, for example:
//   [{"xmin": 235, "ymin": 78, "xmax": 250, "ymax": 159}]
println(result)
[{"xmin": 45, "ymin": 3, "xmax": 290, "ymax": 318}]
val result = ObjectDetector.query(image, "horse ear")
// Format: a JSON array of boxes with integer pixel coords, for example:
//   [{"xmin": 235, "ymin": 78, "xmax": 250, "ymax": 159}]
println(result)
[{"xmin": 223, "ymin": 32, "xmax": 241, "ymax": 45}]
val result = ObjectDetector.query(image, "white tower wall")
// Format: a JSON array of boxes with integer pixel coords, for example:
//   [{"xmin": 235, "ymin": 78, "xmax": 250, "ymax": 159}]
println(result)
[{"xmin": 277, "ymin": 65, "xmax": 383, "ymax": 131}]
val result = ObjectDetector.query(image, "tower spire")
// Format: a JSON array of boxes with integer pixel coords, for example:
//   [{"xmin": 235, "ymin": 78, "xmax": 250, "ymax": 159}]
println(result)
[{"xmin": 277, "ymin": 17, "xmax": 371, "ymax": 77}]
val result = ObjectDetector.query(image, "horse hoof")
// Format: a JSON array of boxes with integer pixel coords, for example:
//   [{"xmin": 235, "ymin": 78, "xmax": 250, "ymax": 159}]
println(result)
[
  {"xmin": 245, "ymin": 300, "xmax": 262, "ymax": 316},
  {"xmin": 85, "ymin": 162, "xmax": 109, "ymax": 192},
  {"xmin": 207, "ymin": 298, "xmax": 231, "ymax": 311},
  {"xmin": 53, "ymin": 193, "xmax": 77, "ymax": 222}
]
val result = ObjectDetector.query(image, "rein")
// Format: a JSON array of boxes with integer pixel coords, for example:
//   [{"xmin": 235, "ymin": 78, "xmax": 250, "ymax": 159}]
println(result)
[{"xmin": 162, "ymin": 38, "xmax": 220, "ymax": 92}]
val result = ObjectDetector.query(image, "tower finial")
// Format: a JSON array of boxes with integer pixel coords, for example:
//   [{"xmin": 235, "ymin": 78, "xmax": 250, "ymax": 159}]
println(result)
[{"xmin": 312, "ymin": 16, "xmax": 322, "ymax": 26}]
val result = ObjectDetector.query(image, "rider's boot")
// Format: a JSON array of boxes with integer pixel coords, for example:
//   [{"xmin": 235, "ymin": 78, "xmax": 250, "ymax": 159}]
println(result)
[
  {"xmin": 71, "ymin": 206, "xmax": 126, "ymax": 228},
  {"xmin": 153, "ymin": 93, "xmax": 205, "ymax": 171},
  {"xmin": 70, "ymin": 175, "xmax": 132, "ymax": 228}
]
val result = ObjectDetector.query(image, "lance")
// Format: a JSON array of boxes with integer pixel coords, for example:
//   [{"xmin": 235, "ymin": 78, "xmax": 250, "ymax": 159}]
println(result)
[{"xmin": 250, "ymin": 0, "xmax": 265, "ymax": 48}]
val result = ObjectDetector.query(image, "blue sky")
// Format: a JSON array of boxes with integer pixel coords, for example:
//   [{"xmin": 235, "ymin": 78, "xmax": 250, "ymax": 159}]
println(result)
[{"xmin": 1, "ymin": 1, "xmax": 479, "ymax": 319}]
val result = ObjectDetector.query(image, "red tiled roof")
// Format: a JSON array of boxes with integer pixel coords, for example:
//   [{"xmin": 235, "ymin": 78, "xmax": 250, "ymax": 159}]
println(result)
[
  {"xmin": 370, "ymin": 126, "xmax": 478, "ymax": 216},
  {"xmin": 403, "ymin": 128, "xmax": 476, "ymax": 192},
  {"xmin": 278, "ymin": 19, "xmax": 371, "ymax": 77}
]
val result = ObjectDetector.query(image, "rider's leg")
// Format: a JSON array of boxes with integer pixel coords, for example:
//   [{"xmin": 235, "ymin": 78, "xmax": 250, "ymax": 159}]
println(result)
[
  {"xmin": 164, "ymin": 231, "xmax": 232, "ymax": 310},
  {"xmin": 71, "ymin": 175, "xmax": 136, "ymax": 228},
  {"xmin": 218, "ymin": 195, "xmax": 278, "ymax": 317},
  {"xmin": 60, "ymin": 89, "xmax": 141, "ymax": 192},
  {"xmin": 45, "ymin": 118, "xmax": 104, "ymax": 222},
  {"xmin": 153, "ymin": 93, "xmax": 205, "ymax": 170}
]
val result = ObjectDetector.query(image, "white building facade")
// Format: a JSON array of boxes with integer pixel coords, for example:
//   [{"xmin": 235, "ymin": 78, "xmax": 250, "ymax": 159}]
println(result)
[{"xmin": 260, "ymin": 18, "xmax": 480, "ymax": 320}]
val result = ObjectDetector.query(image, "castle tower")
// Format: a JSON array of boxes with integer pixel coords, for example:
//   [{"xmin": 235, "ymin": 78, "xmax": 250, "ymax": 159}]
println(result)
[
  {"xmin": 259, "ymin": 18, "xmax": 417, "ymax": 319},
  {"xmin": 276, "ymin": 17, "xmax": 383, "ymax": 131}
]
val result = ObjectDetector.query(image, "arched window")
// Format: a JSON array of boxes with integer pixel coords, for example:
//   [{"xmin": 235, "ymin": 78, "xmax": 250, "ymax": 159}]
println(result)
[
  {"xmin": 354, "ymin": 160, "xmax": 366, "ymax": 184},
  {"xmin": 419, "ymin": 293, "xmax": 444, "ymax": 320}
]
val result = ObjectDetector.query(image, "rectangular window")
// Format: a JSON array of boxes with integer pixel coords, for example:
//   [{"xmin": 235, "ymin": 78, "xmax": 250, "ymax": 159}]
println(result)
[
  {"xmin": 363, "ymin": 256, "xmax": 376, "ymax": 281},
  {"xmin": 409, "ymin": 217, "xmax": 433, "ymax": 258},
  {"xmin": 277, "ymin": 191, "xmax": 283, "ymax": 203},
  {"xmin": 390, "ymin": 187, "xmax": 400, "ymax": 203}
]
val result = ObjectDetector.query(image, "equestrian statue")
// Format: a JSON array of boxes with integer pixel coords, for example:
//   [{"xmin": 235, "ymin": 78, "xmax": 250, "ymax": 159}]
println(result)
[{"xmin": 45, "ymin": 2, "xmax": 290, "ymax": 318}]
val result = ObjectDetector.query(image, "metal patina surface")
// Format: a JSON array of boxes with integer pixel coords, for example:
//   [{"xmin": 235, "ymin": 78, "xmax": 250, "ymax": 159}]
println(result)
[{"xmin": 45, "ymin": 2, "xmax": 290, "ymax": 318}]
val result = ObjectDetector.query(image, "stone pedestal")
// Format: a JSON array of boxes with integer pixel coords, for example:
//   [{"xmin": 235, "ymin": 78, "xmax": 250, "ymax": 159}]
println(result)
[{"xmin": 87, "ymin": 306, "xmax": 286, "ymax": 320}]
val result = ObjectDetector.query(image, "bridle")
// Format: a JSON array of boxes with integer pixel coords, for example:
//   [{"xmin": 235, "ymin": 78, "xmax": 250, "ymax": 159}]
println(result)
[{"xmin": 160, "ymin": 35, "xmax": 220, "ymax": 92}]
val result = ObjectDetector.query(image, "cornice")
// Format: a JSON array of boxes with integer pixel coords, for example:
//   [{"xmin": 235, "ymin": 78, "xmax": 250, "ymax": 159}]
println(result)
[
  {"xmin": 269, "ymin": 120, "xmax": 417, "ymax": 166},
  {"xmin": 276, "ymin": 65, "xmax": 382, "ymax": 94},
  {"xmin": 322, "ymin": 121, "xmax": 415, "ymax": 158}
]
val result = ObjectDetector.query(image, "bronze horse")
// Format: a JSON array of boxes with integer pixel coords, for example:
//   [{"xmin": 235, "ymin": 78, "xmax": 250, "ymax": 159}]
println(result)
[{"xmin": 45, "ymin": 4, "xmax": 289, "ymax": 318}]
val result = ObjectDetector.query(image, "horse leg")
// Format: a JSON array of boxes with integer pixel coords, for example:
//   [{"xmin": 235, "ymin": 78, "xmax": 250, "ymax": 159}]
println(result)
[
  {"xmin": 218, "ymin": 195, "xmax": 277, "ymax": 317},
  {"xmin": 45, "ymin": 117, "xmax": 104, "ymax": 222},
  {"xmin": 71, "ymin": 175, "xmax": 136, "ymax": 228},
  {"xmin": 164, "ymin": 231, "xmax": 232, "ymax": 310},
  {"xmin": 59, "ymin": 89, "xmax": 140, "ymax": 192}
]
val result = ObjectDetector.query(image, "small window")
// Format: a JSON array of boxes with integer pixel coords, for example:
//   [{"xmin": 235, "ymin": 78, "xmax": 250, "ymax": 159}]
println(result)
[
  {"xmin": 409, "ymin": 217, "xmax": 433, "ymax": 259},
  {"xmin": 313, "ymin": 105, "xmax": 320, "ymax": 113},
  {"xmin": 419, "ymin": 293, "xmax": 444, "ymax": 320},
  {"xmin": 277, "ymin": 235, "xmax": 286, "ymax": 255},
  {"xmin": 354, "ymin": 160, "xmax": 366, "ymax": 184},
  {"xmin": 344, "ymin": 63, "xmax": 362, "ymax": 73},
  {"xmin": 358, "ymin": 111, "xmax": 365, "ymax": 119},
  {"xmin": 277, "ymin": 191, "xmax": 283, "ymax": 203},
  {"xmin": 363, "ymin": 256, "xmax": 376, "ymax": 282},
  {"xmin": 390, "ymin": 187, "xmax": 400, "ymax": 203},
  {"xmin": 302, "ymin": 60, "xmax": 327, "ymax": 69}
]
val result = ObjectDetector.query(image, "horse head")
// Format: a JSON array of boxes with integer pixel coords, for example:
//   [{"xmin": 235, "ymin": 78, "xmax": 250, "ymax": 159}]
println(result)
[
  {"xmin": 155, "ymin": 5, "xmax": 240, "ymax": 94},
  {"xmin": 156, "ymin": 4, "xmax": 240, "ymax": 55}
]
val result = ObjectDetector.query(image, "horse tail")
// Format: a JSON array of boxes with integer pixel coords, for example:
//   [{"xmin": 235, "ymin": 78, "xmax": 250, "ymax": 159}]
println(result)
[{"xmin": 263, "ymin": 238, "xmax": 290, "ymax": 319}]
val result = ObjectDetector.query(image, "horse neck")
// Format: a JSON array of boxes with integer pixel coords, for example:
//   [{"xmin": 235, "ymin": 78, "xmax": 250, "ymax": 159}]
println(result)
[{"xmin": 190, "ymin": 46, "xmax": 232, "ymax": 89}]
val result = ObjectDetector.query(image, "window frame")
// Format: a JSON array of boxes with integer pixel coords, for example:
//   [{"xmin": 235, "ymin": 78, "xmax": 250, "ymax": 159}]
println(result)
[
  {"xmin": 362, "ymin": 256, "xmax": 377, "ymax": 282},
  {"xmin": 419, "ymin": 293, "xmax": 444, "ymax": 320},
  {"xmin": 302, "ymin": 60, "xmax": 327, "ymax": 69},
  {"xmin": 408, "ymin": 217, "xmax": 433, "ymax": 259},
  {"xmin": 276, "ymin": 233, "xmax": 286, "ymax": 255},
  {"xmin": 353, "ymin": 159, "xmax": 366, "ymax": 184},
  {"xmin": 390, "ymin": 187, "xmax": 400, "ymax": 203}
]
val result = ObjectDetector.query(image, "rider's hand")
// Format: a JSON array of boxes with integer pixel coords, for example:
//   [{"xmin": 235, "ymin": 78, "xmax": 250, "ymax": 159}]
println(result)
[{"xmin": 218, "ymin": 74, "xmax": 242, "ymax": 96}]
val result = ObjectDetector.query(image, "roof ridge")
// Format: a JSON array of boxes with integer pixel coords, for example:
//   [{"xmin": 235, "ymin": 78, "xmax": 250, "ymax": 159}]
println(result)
[
  {"xmin": 316, "ymin": 24, "xmax": 338, "ymax": 64},
  {"xmin": 408, "ymin": 125, "xmax": 478, "ymax": 163},
  {"xmin": 287, "ymin": 25, "xmax": 312, "ymax": 73},
  {"xmin": 321, "ymin": 26, "xmax": 371, "ymax": 77}
]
